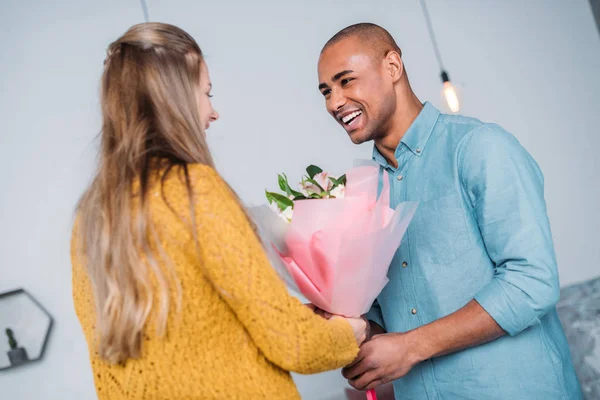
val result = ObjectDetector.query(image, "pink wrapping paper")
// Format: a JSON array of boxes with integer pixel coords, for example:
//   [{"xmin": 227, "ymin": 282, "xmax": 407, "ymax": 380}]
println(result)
[{"xmin": 273, "ymin": 163, "xmax": 418, "ymax": 318}]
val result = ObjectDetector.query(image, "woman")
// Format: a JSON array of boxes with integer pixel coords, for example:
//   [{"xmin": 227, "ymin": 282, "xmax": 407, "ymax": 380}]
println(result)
[{"xmin": 71, "ymin": 23, "xmax": 366, "ymax": 399}]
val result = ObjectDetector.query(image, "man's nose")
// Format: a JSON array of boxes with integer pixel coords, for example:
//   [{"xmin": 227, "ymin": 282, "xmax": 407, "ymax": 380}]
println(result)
[{"xmin": 328, "ymin": 89, "xmax": 347, "ymax": 115}]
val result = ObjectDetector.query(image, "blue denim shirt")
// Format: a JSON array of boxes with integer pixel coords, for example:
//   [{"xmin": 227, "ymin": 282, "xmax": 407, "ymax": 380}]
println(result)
[{"xmin": 367, "ymin": 102, "xmax": 582, "ymax": 399}]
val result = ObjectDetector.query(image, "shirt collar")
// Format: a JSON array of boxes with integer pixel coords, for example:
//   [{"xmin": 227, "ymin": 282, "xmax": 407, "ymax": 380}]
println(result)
[{"xmin": 372, "ymin": 101, "xmax": 441, "ymax": 167}]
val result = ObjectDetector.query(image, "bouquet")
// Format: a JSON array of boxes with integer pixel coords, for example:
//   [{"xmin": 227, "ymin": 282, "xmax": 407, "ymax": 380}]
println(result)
[{"xmin": 251, "ymin": 161, "xmax": 418, "ymax": 400}]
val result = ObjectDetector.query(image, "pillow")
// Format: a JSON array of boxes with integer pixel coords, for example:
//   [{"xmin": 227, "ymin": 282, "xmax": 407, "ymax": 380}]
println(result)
[{"xmin": 557, "ymin": 276, "xmax": 600, "ymax": 399}]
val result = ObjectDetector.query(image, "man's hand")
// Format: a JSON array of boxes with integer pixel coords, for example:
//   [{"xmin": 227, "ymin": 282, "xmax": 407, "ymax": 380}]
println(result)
[
  {"xmin": 342, "ymin": 300, "xmax": 505, "ymax": 391},
  {"xmin": 342, "ymin": 332, "xmax": 420, "ymax": 391}
]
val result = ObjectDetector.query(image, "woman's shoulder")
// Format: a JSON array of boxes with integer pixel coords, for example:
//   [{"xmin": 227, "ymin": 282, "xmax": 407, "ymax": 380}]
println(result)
[
  {"xmin": 186, "ymin": 163, "xmax": 222, "ymax": 184},
  {"xmin": 185, "ymin": 163, "xmax": 219, "ymax": 177},
  {"xmin": 156, "ymin": 163, "xmax": 239, "ymax": 220},
  {"xmin": 161, "ymin": 163, "xmax": 226, "ymax": 195}
]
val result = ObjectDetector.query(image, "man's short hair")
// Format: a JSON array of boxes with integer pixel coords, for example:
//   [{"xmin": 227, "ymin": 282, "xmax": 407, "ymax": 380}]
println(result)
[{"xmin": 321, "ymin": 23, "xmax": 402, "ymax": 59}]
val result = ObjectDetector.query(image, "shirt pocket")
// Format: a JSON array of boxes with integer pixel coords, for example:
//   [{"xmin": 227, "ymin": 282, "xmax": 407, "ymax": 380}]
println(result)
[{"xmin": 412, "ymin": 192, "xmax": 471, "ymax": 265}]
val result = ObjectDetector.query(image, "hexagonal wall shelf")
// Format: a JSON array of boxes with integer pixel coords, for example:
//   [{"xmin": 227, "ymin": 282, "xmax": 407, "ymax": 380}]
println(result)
[{"xmin": 0, "ymin": 289, "xmax": 53, "ymax": 371}]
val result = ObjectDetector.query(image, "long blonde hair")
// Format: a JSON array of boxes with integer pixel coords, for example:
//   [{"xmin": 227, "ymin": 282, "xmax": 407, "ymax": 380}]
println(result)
[{"xmin": 77, "ymin": 23, "xmax": 218, "ymax": 364}]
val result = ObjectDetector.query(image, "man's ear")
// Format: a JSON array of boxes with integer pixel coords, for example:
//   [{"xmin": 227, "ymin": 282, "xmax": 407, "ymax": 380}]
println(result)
[{"xmin": 386, "ymin": 51, "xmax": 404, "ymax": 83}]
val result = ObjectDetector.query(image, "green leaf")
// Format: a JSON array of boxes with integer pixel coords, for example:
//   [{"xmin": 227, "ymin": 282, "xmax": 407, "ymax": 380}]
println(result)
[
  {"xmin": 265, "ymin": 191, "xmax": 294, "ymax": 211},
  {"xmin": 328, "ymin": 175, "xmax": 346, "ymax": 190},
  {"xmin": 284, "ymin": 174, "xmax": 304, "ymax": 197},
  {"xmin": 290, "ymin": 188, "xmax": 304, "ymax": 198},
  {"xmin": 265, "ymin": 190, "xmax": 274, "ymax": 203},
  {"xmin": 277, "ymin": 174, "xmax": 288, "ymax": 192},
  {"xmin": 306, "ymin": 165, "xmax": 323, "ymax": 179},
  {"xmin": 277, "ymin": 174, "xmax": 293, "ymax": 197},
  {"xmin": 293, "ymin": 194, "xmax": 307, "ymax": 201},
  {"xmin": 278, "ymin": 173, "xmax": 304, "ymax": 198}
]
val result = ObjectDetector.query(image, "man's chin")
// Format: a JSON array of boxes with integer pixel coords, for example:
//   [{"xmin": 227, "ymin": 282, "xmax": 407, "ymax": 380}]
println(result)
[{"xmin": 348, "ymin": 129, "xmax": 371, "ymax": 145}]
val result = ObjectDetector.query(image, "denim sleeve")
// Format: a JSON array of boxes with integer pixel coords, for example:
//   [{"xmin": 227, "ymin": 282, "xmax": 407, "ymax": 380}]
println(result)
[
  {"xmin": 365, "ymin": 299, "xmax": 386, "ymax": 331},
  {"xmin": 458, "ymin": 124, "xmax": 560, "ymax": 336}
]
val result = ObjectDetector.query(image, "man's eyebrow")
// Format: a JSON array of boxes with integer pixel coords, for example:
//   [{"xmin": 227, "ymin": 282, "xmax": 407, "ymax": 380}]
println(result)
[
  {"xmin": 318, "ymin": 70, "xmax": 354, "ymax": 91},
  {"xmin": 332, "ymin": 70, "xmax": 354, "ymax": 82}
]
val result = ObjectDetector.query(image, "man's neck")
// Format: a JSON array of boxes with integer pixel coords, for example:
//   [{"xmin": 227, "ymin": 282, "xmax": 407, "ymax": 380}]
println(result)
[{"xmin": 374, "ymin": 95, "xmax": 423, "ymax": 169}]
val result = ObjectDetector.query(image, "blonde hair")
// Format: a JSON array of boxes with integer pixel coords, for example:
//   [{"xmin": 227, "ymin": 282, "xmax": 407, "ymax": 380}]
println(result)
[{"xmin": 77, "ymin": 23, "xmax": 217, "ymax": 364}]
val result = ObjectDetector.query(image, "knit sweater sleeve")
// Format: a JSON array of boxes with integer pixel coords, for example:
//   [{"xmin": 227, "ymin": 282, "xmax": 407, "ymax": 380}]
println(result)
[{"xmin": 185, "ymin": 165, "xmax": 359, "ymax": 374}]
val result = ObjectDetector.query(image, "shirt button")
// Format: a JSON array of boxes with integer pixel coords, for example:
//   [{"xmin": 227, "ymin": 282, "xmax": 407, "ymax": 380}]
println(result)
[
  {"xmin": 411, "ymin": 308, "xmax": 417, "ymax": 315},
  {"xmin": 402, "ymin": 261, "xmax": 408, "ymax": 268},
  {"xmin": 416, "ymin": 148, "xmax": 421, "ymax": 154},
  {"xmin": 397, "ymin": 175, "xmax": 404, "ymax": 181}
]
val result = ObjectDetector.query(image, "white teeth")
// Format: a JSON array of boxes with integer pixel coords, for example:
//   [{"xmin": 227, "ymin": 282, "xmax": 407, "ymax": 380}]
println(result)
[{"xmin": 342, "ymin": 111, "xmax": 362, "ymax": 124}]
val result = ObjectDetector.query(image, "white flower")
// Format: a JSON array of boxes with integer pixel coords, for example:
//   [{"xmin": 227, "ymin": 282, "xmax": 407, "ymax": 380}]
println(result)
[
  {"xmin": 298, "ymin": 183, "xmax": 309, "ymax": 196},
  {"xmin": 314, "ymin": 172, "xmax": 333, "ymax": 192},
  {"xmin": 280, "ymin": 206, "xmax": 293, "ymax": 222},
  {"xmin": 269, "ymin": 202, "xmax": 293, "ymax": 223},
  {"xmin": 269, "ymin": 201, "xmax": 280, "ymax": 213},
  {"xmin": 330, "ymin": 184, "xmax": 346, "ymax": 199}
]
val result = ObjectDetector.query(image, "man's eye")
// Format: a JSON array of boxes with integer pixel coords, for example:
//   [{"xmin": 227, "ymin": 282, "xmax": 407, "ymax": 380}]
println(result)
[
  {"xmin": 322, "ymin": 89, "xmax": 331, "ymax": 97},
  {"xmin": 341, "ymin": 78, "xmax": 354, "ymax": 86}
]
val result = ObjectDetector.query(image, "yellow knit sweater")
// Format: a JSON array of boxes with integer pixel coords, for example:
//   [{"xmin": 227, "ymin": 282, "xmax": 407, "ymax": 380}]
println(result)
[{"xmin": 71, "ymin": 164, "xmax": 359, "ymax": 399}]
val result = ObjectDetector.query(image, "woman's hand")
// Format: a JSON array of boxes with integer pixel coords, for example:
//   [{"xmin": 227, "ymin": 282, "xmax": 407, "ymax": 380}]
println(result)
[
  {"xmin": 305, "ymin": 303, "xmax": 332, "ymax": 319},
  {"xmin": 334, "ymin": 316, "xmax": 369, "ymax": 346},
  {"xmin": 305, "ymin": 304, "xmax": 369, "ymax": 345}
]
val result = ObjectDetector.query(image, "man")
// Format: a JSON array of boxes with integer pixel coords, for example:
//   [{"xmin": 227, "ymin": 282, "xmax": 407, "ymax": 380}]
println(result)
[{"xmin": 317, "ymin": 23, "xmax": 581, "ymax": 399}]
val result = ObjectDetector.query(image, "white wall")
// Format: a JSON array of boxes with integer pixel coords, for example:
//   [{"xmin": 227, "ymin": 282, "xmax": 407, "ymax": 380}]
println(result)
[
  {"xmin": 1, "ymin": 0, "xmax": 599, "ymax": 399},
  {"xmin": 0, "ymin": 1, "xmax": 151, "ymax": 398}
]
